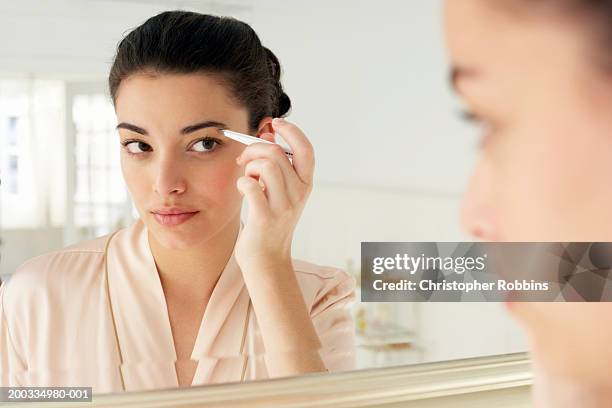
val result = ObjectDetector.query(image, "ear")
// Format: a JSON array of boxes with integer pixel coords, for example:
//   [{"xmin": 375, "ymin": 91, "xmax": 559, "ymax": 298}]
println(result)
[{"xmin": 255, "ymin": 116, "xmax": 275, "ymax": 142}]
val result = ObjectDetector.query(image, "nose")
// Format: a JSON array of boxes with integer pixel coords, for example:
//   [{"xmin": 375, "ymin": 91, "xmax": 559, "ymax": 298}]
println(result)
[
  {"xmin": 460, "ymin": 157, "xmax": 497, "ymax": 240},
  {"xmin": 154, "ymin": 156, "xmax": 187, "ymax": 198}
]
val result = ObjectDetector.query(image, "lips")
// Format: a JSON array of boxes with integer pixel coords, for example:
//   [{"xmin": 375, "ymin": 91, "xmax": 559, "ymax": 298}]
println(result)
[{"xmin": 150, "ymin": 207, "xmax": 199, "ymax": 226}]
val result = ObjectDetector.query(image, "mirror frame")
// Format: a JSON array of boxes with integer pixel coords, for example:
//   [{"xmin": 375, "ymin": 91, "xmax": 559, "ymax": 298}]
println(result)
[{"xmin": 18, "ymin": 352, "xmax": 531, "ymax": 408}]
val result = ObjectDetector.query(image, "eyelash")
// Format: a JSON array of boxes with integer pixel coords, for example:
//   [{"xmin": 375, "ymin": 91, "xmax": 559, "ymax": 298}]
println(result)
[
  {"xmin": 460, "ymin": 109, "xmax": 481, "ymax": 123},
  {"xmin": 458, "ymin": 109, "xmax": 494, "ymax": 149},
  {"xmin": 120, "ymin": 137, "xmax": 223, "ymax": 157}
]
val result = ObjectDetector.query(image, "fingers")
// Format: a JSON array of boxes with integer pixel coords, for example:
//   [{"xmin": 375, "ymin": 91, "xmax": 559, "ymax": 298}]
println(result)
[
  {"xmin": 237, "ymin": 141, "xmax": 303, "ymax": 203},
  {"xmin": 244, "ymin": 159, "xmax": 291, "ymax": 211},
  {"xmin": 270, "ymin": 118, "xmax": 315, "ymax": 185},
  {"xmin": 236, "ymin": 176, "xmax": 270, "ymax": 217},
  {"xmin": 259, "ymin": 132, "xmax": 276, "ymax": 143},
  {"xmin": 237, "ymin": 138, "xmax": 293, "ymax": 172},
  {"xmin": 235, "ymin": 119, "xmax": 314, "ymax": 217}
]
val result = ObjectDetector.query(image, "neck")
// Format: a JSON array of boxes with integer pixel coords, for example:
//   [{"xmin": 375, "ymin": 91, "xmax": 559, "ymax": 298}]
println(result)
[{"xmin": 148, "ymin": 216, "xmax": 241, "ymax": 300}]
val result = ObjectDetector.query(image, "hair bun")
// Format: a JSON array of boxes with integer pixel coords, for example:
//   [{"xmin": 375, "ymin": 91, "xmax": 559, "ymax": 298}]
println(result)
[
  {"xmin": 278, "ymin": 91, "xmax": 291, "ymax": 117},
  {"xmin": 263, "ymin": 47, "xmax": 291, "ymax": 117}
]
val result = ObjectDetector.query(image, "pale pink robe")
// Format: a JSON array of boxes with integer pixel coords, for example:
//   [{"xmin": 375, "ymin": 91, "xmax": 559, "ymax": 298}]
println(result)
[{"xmin": 0, "ymin": 219, "xmax": 356, "ymax": 392}]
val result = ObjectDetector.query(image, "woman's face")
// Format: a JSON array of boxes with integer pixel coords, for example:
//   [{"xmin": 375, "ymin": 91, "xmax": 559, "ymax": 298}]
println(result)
[
  {"xmin": 444, "ymin": 0, "xmax": 612, "ymax": 386},
  {"xmin": 115, "ymin": 73, "xmax": 251, "ymax": 250}
]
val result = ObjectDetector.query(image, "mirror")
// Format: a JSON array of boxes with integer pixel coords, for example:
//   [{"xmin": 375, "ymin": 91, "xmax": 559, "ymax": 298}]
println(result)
[{"xmin": 0, "ymin": 0, "xmax": 529, "ymax": 396}]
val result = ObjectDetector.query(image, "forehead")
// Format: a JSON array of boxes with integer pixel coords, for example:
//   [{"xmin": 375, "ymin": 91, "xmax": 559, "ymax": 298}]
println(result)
[
  {"xmin": 443, "ymin": 0, "xmax": 586, "ymax": 86},
  {"xmin": 114, "ymin": 72, "xmax": 246, "ymax": 128},
  {"xmin": 444, "ymin": 0, "xmax": 511, "ymax": 65}
]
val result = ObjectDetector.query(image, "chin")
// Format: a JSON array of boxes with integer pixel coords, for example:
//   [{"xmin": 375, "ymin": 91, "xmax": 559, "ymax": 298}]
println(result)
[
  {"xmin": 156, "ymin": 234, "xmax": 194, "ymax": 249},
  {"xmin": 152, "ymin": 229, "xmax": 204, "ymax": 250},
  {"xmin": 145, "ymin": 217, "xmax": 208, "ymax": 250}
]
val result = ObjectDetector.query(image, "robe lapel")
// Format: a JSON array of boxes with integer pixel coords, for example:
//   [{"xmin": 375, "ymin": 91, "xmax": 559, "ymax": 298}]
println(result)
[
  {"xmin": 106, "ymin": 219, "xmax": 178, "ymax": 391},
  {"xmin": 190, "ymin": 223, "xmax": 251, "ymax": 385}
]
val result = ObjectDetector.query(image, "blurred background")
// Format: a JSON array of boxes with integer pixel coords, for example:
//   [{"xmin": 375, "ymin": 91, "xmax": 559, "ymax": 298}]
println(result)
[{"xmin": 0, "ymin": 0, "xmax": 528, "ymax": 371}]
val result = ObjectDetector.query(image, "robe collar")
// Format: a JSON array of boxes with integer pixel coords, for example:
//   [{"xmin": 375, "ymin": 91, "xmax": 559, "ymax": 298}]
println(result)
[{"xmin": 104, "ymin": 218, "xmax": 251, "ymax": 391}]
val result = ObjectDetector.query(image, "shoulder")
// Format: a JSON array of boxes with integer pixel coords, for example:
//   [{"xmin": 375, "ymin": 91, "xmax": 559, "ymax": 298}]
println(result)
[
  {"xmin": 292, "ymin": 259, "xmax": 357, "ymax": 315},
  {"xmin": 1, "ymin": 234, "xmax": 110, "ymax": 313},
  {"xmin": 14, "ymin": 234, "xmax": 108, "ymax": 281}
]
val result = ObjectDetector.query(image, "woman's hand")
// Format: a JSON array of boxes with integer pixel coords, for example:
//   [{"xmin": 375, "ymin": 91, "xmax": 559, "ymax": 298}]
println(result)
[
  {"xmin": 233, "ymin": 119, "xmax": 325, "ymax": 376},
  {"xmin": 234, "ymin": 117, "xmax": 314, "ymax": 270}
]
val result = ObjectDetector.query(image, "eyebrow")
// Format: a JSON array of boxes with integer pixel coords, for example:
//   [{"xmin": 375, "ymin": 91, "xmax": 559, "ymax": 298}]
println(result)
[{"xmin": 115, "ymin": 120, "xmax": 227, "ymax": 136}]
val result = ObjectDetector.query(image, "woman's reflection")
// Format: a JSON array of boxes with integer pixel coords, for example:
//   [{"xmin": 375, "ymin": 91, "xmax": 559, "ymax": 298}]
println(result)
[{"xmin": 0, "ymin": 10, "xmax": 356, "ymax": 392}]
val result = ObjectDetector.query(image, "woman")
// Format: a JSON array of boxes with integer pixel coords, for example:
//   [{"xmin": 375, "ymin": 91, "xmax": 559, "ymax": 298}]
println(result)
[
  {"xmin": 0, "ymin": 11, "xmax": 356, "ymax": 392},
  {"xmin": 444, "ymin": 0, "xmax": 612, "ymax": 406}
]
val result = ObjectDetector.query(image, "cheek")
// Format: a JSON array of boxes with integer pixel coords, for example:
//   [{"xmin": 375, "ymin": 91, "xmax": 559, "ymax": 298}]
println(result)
[
  {"xmin": 190, "ymin": 159, "xmax": 243, "ymax": 204},
  {"xmin": 489, "ymin": 113, "xmax": 612, "ymax": 240},
  {"xmin": 508, "ymin": 303, "xmax": 612, "ymax": 384},
  {"xmin": 491, "ymin": 125, "xmax": 569, "ymax": 239}
]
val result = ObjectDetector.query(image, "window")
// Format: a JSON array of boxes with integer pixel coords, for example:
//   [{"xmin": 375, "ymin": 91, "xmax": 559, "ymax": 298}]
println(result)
[
  {"xmin": 68, "ymin": 91, "xmax": 134, "ymax": 242},
  {"xmin": 0, "ymin": 80, "xmax": 64, "ymax": 229}
]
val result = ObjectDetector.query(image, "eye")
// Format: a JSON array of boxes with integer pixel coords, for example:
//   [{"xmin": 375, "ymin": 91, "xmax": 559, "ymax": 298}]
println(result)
[
  {"xmin": 459, "ymin": 109, "xmax": 495, "ymax": 149},
  {"xmin": 191, "ymin": 137, "xmax": 222, "ymax": 153},
  {"xmin": 122, "ymin": 140, "xmax": 152, "ymax": 154},
  {"xmin": 459, "ymin": 109, "xmax": 481, "ymax": 124}
]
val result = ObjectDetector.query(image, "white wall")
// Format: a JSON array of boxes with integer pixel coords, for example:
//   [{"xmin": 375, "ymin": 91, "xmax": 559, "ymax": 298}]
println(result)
[
  {"xmin": 0, "ymin": 0, "xmax": 528, "ymax": 366},
  {"xmin": 247, "ymin": 0, "xmax": 476, "ymax": 193},
  {"xmin": 0, "ymin": 227, "xmax": 64, "ymax": 280}
]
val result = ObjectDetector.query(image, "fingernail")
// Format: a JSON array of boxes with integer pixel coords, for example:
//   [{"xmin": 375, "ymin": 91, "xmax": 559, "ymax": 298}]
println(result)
[{"xmin": 273, "ymin": 117, "xmax": 285, "ymax": 125}]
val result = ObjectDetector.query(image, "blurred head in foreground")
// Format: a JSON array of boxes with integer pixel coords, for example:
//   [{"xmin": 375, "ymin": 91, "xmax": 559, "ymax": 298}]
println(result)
[{"xmin": 444, "ymin": 0, "xmax": 612, "ymax": 404}]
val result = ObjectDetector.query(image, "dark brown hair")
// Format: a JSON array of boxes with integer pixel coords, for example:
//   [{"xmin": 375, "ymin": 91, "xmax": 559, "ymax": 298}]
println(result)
[
  {"xmin": 503, "ymin": 0, "xmax": 612, "ymax": 70},
  {"xmin": 108, "ymin": 11, "xmax": 291, "ymax": 131}
]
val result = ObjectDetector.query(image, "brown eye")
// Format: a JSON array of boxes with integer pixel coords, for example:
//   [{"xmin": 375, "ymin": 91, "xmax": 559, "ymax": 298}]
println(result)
[
  {"xmin": 125, "ymin": 141, "xmax": 152, "ymax": 154},
  {"xmin": 191, "ymin": 137, "xmax": 221, "ymax": 153}
]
